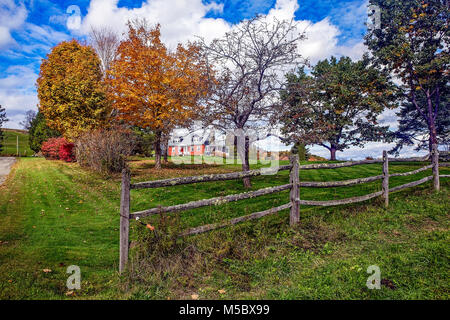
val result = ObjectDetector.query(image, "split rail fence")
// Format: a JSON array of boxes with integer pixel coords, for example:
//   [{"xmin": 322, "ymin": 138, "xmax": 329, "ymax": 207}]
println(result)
[{"xmin": 119, "ymin": 144, "xmax": 449, "ymax": 273}]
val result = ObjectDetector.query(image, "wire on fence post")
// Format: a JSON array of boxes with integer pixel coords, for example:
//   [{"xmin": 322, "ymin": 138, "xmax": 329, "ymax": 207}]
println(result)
[
  {"xmin": 289, "ymin": 154, "xmax": 300, "ymax": 226},
  {"xmin": 382, "ymin": 150, "xmax": 389, "ymax": 207},
  {"xmin": 432, "ymin": 144, "xmax": 440, "ymax": 192},
  {"xmin": 119, "ymin": 167, "xmax": 131, "ymax": 274}
]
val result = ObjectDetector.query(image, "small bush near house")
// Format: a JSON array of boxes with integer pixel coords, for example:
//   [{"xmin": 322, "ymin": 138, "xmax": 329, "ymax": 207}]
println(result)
[{"xmin": 75, "ymin": 127, "xmax": 136, "ymax": 174}]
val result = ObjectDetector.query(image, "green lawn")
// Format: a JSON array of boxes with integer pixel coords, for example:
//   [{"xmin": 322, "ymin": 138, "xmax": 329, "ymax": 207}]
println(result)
[
  {"xmin": 0, "ymin": 129, "xmax": 33, "ymax": 156},
  {"xmin": 0, "ymin": 157, "xmax": 448, "ymax": 299}
]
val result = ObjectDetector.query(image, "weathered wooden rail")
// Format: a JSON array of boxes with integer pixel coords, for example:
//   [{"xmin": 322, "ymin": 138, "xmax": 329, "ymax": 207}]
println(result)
[{"xmin": 119, "ymin": 144, "xmax": 448, "ymax": 273}]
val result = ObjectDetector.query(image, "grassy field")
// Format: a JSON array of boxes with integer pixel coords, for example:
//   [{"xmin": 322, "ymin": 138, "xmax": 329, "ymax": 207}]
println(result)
[
  {"xmin": 0, "ymin": 157, "xmax": 448, "ymax": 299},
  {"xmin": 0, "ymin": 129, "xmax": 33, "ymax": 157}
]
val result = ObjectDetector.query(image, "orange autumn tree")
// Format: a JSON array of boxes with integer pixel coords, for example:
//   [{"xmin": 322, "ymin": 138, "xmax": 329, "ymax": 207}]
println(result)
[
  {"xmin": 108, "ymin": 21, "xmax": 210, "ymax": 169},
  {"xmin": 37, "ymin": 40, "xmax": 109, "ymax": 140}
]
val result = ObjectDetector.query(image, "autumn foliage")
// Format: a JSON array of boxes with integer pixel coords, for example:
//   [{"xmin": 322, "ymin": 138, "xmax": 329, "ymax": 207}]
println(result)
[
  {"xmin": 59, "ymin": 142, "xmax": 76, "ymax": 162},
  {"xmin": 41, "ymin": 137, "xmax": 75, "ymax": 162},
  {"xmin": 37, "ymin": 40, "xmax": 110, "ymax": 140},
  {"xmin": 107, "ymin": 22, "xmax": 210, "ymax": 169}
]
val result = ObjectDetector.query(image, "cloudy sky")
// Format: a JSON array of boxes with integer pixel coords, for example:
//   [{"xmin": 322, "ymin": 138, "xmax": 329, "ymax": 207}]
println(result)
[{"xmin": 0, "ymin": 0, "xmax": 426, "ymax": 159}]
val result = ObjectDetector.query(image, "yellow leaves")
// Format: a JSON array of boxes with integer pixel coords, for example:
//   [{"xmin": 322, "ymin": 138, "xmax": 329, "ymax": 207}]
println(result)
[
  {"xmin": 37, "ymin": 40, "xmax": 109, "ymax": 140},
  {"xmin": 108, "ymin": 23, "xmax": 210, "ymax": 133}
]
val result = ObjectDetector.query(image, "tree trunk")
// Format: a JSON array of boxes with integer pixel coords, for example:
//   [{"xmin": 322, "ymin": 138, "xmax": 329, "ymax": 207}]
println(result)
[
  {"xmin": 429, "ymin": 121, "xmax": 438, "ymax": 146},
  {"xmin": 330, "ymin": 145, "xmax": 337, "ymax": 161},
  {"xmin": 426, "ymin": 92, "xmax": 438, "ymax": 146},
  {"xmin": 163, "ymin": 135, "xmax": 168, "ymax": 163},
  {"xmin": 242, "ymin": 135, "xmax": 251, "ymax": 188},
  {"xmin": 154, "ymin": 131, "xmax": 162, "ymax": 170},
  {"xmin": 233, "ymin": 135, "xmax": 238, "ymax": 165}
]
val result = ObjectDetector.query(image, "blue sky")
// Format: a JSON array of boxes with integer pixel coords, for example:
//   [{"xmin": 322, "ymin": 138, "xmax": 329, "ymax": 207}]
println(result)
[{"xmin": 0, "ymin": 0, "xmax": 424, "ymax": 159}]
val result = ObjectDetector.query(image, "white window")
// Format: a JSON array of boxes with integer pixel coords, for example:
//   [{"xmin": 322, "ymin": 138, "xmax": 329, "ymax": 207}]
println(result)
[{"xmin": 197, "ymin": 146, "xmax": 201, "ymax": 151}]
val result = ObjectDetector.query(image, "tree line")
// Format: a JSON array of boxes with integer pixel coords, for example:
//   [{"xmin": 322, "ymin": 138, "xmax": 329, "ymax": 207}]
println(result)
[{"xmin": 19, "ymin": 0, "xmax": 448, "ymax": 186}]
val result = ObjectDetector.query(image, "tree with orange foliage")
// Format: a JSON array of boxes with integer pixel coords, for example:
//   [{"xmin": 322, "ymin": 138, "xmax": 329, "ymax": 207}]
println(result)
[
  {"xmin": 37, "ymin": 40, "xmax": 109, "ymax": 140},
  {"xmin": 108, "ymin": 20, "xmax": 210, "ymax": 169}
]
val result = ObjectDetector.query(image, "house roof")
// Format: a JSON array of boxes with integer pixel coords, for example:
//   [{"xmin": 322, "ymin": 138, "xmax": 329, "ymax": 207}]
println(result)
[{"xmin": 168, "ymin": 130, "xmax": 211, "ymax": 147}]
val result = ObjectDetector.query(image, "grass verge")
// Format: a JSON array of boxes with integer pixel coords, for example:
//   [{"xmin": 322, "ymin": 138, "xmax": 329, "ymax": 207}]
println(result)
[{"xmin": 0, "ymin": 158, "xmax": 448, "ymax": 299}]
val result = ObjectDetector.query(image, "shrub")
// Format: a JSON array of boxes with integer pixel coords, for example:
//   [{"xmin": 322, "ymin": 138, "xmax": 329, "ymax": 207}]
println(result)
[
  {"xmin": 41, "ymin": 137, "xmax": 75, "ymax": 162},
  {"xmin": 41, "ymin": 137, "xmax": 66, "ymax": 160},
  {"xmin": 75, "ymin": 127, "xmax": 136, "ymax": 174},
  {"xmin": 59, "ymin": 142, "xmax": 75, "ymax": 162}
]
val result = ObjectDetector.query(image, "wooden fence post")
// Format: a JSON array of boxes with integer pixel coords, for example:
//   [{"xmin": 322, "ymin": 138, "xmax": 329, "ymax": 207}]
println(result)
[
  {"xmin": 432, "ymin": 144, "xmax": 440, "ymax": 192},
  {"xmin": 289, "ymin": 154, "xmax": 300, "ymax": 226},
  {"xmin": 382, "ymin": 150, "xmax": 389, "ymax": 207},
  {"xmin": 119, "ymin": 167, "xmax": 131, "ymax": 274}
]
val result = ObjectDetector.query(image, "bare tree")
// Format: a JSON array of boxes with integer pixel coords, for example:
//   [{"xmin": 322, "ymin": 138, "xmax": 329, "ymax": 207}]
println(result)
[
  {"xmin": 89, "ymin": 26, "xmax": 120, "ymax": 76},
  {"xmin": 200, "ymin": 16, "xmax": 306, "ymax": 187},
  {"xmin": 19, "ymin": 110, "xmax": 37, "ymax": 130}
]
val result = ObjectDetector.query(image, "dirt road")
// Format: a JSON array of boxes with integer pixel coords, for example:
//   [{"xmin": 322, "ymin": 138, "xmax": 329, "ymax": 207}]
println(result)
[{"xmin": 0, "ymin": 157, "xmax": 15, "ymax": 185}]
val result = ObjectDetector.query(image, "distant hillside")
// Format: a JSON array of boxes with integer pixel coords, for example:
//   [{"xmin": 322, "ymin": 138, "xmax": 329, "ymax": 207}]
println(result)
[
  {"xmin": 0, "ymin": 128, "xmax": 33, "ymax": 157},
  {"xmin": 308, "ymin": 154, "xmax": 328, "ymax": 161}
]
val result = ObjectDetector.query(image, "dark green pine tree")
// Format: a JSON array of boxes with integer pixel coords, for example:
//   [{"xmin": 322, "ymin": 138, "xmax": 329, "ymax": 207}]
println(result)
[
  {"xmin": 279, "ymin": 56, "xmax": 397, "ymax": 160},
  {"xmin": 365, "ymin": 0, "xmax": 449, "ymax": 148},
  {"xmin": 28, "ymin": 112, "xmax": 60, "ymax": 153},
  {"xmin": 0, "ymin": 105, "xmax": 8, "ymax": 153}
]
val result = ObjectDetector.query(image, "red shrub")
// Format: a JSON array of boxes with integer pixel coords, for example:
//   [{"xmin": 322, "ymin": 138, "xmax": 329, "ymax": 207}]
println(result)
[
  {"xmin": 41, "ymin": 137, "xmax": 75, "ymax": 162},
  {"xmin": 59, "ymin": 142, "xmax": 75, "ymax": 162},
  {"xmin": 41, "ymin": 137, "xmax": 65, "ymax": 160}
]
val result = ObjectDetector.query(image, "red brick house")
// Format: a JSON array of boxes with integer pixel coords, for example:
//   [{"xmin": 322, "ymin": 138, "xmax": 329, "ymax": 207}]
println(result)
[
  {"xmin": 168, "ymin": 131, "xmax": 229, "ymax": 157},
  {"xmin": 168, "ymin": 133, "xmax": 208, "ymax": 156}
]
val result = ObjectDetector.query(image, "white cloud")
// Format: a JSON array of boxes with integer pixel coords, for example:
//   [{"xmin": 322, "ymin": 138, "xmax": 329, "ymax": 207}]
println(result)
[
  {"xmin": 78, "ymin": 0, "xmax": 367, "ymax": 62},
  {"xmin": 267, "ymin": 1, "xmax": 367, "ymax": 64},
  {"xmin": 0, "ymin": 0, "xmax": 28, "ymax": 48},
  {"xmin": 307, "ymin": 141, "xmax": 428, "ymax": 161},
  {"xmin": 0, "ymin": 65, "xmax": 39, "ymax": 129},
  {"xmin": 79, "ymin": 0, "xmax": 230, "ymax": 48}
]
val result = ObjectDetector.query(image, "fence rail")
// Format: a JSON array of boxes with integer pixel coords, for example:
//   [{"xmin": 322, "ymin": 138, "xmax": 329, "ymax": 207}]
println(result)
[{"xmin": 118, "ymin": 144, "xmax": 448, "ymax": 273}]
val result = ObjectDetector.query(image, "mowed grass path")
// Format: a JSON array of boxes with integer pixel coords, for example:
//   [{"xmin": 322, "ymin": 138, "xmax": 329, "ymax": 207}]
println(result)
[{"xmin": 0, "ymin": 157, "xmax": 448, "ymax": 299}]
